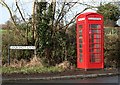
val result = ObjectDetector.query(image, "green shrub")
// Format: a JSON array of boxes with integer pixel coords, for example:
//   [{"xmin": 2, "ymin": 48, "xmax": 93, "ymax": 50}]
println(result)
[
  {"xmin": 2, "ymin": 30, "xmax": 33, "ymax": 64},
  {"xmin": 104, "ymin": 27, "xmax": 120, "ymax": 68}
]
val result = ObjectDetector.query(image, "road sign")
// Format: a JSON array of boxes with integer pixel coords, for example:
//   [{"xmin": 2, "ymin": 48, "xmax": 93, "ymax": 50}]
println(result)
[
  {"xmin": 10, "ymin": 46, "xmax": 36, "ymax": 50},
  {"xmin": 116, "ymin": 19, "xmax": 120, "ymax": 26}
]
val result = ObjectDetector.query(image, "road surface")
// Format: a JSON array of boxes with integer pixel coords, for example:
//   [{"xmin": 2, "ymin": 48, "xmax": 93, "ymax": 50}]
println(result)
[{"xmin": 2, "ymin": 75, "xmax": 119, "ymax": 85}]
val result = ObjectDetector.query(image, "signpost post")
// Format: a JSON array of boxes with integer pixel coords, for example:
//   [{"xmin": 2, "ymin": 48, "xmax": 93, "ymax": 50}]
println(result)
[{"xmin": 8, "ymin": 46, "xmax": 36, "ymax": 65}]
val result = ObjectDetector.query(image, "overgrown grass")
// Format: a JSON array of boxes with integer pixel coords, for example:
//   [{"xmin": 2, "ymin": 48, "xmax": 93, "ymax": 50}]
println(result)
[{"xmin": 2, "ymin": 66, "xmax": 64, "ymax": 74}]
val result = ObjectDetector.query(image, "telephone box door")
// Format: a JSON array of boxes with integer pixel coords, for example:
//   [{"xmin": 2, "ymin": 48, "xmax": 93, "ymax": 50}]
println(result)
[{"xmin": 89, "ymin": 23, "xmax": 104, "ymax": 68}]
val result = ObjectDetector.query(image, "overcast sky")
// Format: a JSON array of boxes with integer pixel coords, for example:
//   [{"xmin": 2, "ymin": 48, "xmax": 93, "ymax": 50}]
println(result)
[{"xmin": 0, "ymin": 0, "xmax": 119, "ymax": 24}]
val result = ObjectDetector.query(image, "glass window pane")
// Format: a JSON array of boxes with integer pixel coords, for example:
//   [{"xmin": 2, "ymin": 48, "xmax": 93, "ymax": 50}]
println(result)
[
  {"xmin": 89, "ymin": 34, "xmax": 94, "ymax": 43},
  {"xmin": 80, "ymin": 53, "xmax": 82, "ymax": 62},
  {"xmin": 80, "ymin": 53, "xmax": 82, "ymax": 57},
  {"xmin": 79, "ymin": 30, "xmax": 82, "ymax": 38},
  {"xmin": 79, "ymin": 39, "xmax": 82, "ymax": 43},
  {"xmin": 79, "ymin": 25, "xmax": 82, "ymax": 29},
  {"xmin": 90, "ymin": 54, "xmax": 95, "ymax": 62},
  {"xmin": 95, "ymin": 58, "xmax": 101, "ymax": 62},
  {"xmin": 90, "ymin": 53, "xmax": 101, "ymax": 63},
  {"xmin": 79, "ymin": 34, "xmax": 82, "ymax": 38},
  {"xmin": 90, "ymin": 24, "xmax": 100, "ymax": 29},
  {"xmin": 90, "ymin": 44, "xmax": 94, "ymax": 48},
  {"xmin": 91, "ymin": 30, "xmax": 101, "ymax": 33},
  {"xmin": 79, "ymin": 44, "xmax": 82, "ymax": 48},
  {"xmin": 89, "ymin": 48, "xmax": 94, "ymax": 52},
  {"xmin": 79, "ymin": 30, "xmax": 82, "ymax": 32},
  {"xmin": 96, "ymin": 49, "xmax": 101, "ymax": 52},
  {"xmin": 80, "ymin": 58, "xmax": 82, "ymax": 62},
  {"xmin": 80, "ymin": 49, "xmax": 82, "ymax": 52},
  {"xmin": 96, "ymin": 39, "xmax": 100, "ymax": 43},
  {"xmin": 95, "ymin": 44, "xmax": 100, "ymax": 48},
  {"xmin": 95, "ymin": 35, "xmax": 101, "ymax": 38}
]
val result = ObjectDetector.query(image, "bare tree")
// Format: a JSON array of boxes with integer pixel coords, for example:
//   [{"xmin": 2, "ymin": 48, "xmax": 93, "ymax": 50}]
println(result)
[
  {"xmin": 0, "ymin": 0, "xmax": 18, "ymax": 30},
  {"xmin": 53, "ymin": 1, "xmax": 98, "ymax": 32},
  {"xmin": 0, "ymin": 0, "xmax": 98, "ymax": 61}
]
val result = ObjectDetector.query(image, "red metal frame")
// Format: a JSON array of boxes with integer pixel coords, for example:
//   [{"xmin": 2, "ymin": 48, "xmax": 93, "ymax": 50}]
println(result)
[{"xmin": 76, "ymin": 12, "xmax": 104, "ymax": 69}]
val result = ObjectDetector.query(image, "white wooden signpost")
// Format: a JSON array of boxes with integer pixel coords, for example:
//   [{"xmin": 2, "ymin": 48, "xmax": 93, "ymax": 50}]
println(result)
[{"xmin": 10, "ymin": 46, "xmax": 36, "ymax": 50}]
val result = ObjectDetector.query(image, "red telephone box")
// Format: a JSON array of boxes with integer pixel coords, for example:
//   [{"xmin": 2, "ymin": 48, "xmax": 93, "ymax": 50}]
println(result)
[{"xmin": 76, "ymin": 12, "xmax": 104, "ymax": 70}]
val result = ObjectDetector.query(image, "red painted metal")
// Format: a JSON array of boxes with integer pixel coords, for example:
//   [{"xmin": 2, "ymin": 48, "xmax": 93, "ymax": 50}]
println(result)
[{"xmin": 76, "ymin": 12, "xmax": 104, "ymax": 69}]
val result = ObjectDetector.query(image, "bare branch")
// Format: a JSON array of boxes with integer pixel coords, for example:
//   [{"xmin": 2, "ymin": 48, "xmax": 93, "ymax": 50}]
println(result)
[
  {"xmin": 57, "ymin": 2, "xmax": 78, "ymax": 25},
  {"xmin": 0, "ymin": 0, "xmax": 17, "ymax": 27},
  {"xmin": 62, "ymin": 2, "xmax": 98, "ymax": 31},
  {"xmin": 55, "ymin": 2, "xmax": 66, "ymax": 27},
  {"xmin": 51, "ymin": 1, "xmax": 56, "ymax": 27},
  {"xmin": 15, "ymin": 0, "xmax": 31, "ymax": 43},
  {"xmin": 64, "ymin": 7, "xmax": 89, "ymax": 31},
  {"xmin": 0, "ymin": 0, "xmax": 25, "ymax": 38},
  {"xmin": 54, "ymin": 1, "xmax": 78, "ymax": 29},
  {"xmin": 15, "ymin": 0, "xmax": 26, "ymax": 22}
]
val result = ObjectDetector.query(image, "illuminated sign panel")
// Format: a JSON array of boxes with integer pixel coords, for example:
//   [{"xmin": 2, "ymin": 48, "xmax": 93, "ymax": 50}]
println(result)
[
  {"xmin": 78, "ymin": 18, "xmax": 85, "ymax": 21},
  {"xmin": 88, "ymin": 18, "xmax": 101, "ymax": 20}
]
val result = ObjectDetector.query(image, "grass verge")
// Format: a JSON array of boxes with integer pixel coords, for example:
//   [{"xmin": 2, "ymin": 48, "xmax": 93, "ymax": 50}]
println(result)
[{"xmin": 2, "ymin": 66, "xmax": 64, "ymax": 74}]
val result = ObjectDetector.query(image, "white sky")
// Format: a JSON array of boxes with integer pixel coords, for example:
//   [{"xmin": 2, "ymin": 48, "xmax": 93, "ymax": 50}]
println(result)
[{"xmin": 0, "ymin": 0, "xmax": 119, "ymax": 24}]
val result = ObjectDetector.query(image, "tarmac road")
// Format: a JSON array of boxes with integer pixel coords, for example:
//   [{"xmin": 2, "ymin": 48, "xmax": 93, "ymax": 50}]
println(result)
[{"xmin": 2, "ymin": 75, "xmax": 119, "ymax": 84}]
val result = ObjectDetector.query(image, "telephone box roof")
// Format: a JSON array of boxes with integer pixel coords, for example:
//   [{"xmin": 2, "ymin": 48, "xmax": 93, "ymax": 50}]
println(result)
[{"xmin": 77, "ymin": 12, "xmax": 103, "ymax": 17}]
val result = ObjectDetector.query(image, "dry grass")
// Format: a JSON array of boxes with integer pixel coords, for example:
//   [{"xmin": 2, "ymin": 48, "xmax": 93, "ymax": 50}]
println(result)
[
  {"xmin": 25, "ymin": 56, "xmax": 43, "ymax": 67},
  {"xmin": 56, "ymin": 61, "xmax": 71, "ymax": 70},
  {"xmin": 4, "ymin": 56, "xmax": 43, "ymax": 68}
]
